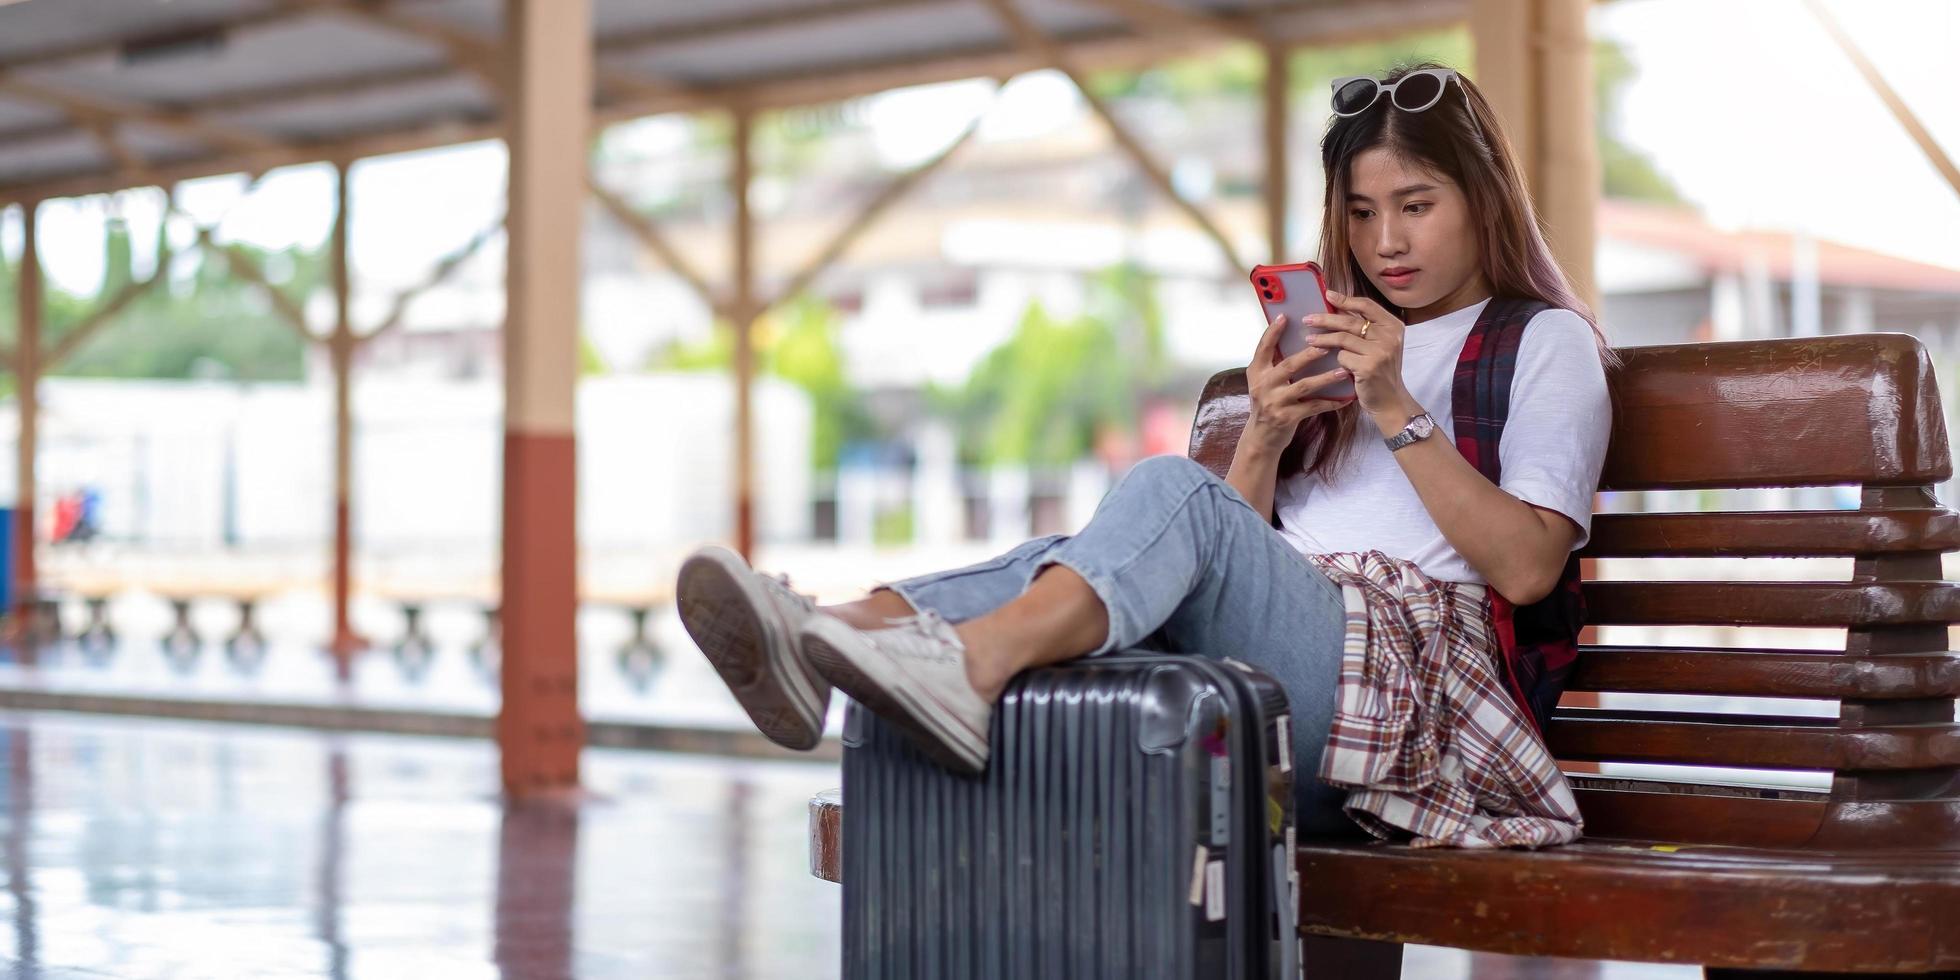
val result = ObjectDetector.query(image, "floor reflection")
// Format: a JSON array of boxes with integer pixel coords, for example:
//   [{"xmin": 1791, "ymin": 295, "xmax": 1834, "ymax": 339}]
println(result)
[
  {"xmin": 0, "ymin": 711, "xmax": 840, "ymax": 979},
  {"xmin": 0, "ymin": 711, "xmax": 1698, "ymax": 979}
]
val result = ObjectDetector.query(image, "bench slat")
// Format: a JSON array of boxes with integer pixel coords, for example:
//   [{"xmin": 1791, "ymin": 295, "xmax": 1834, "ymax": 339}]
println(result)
[
  {"xmin": 1573, "ymin": 783, "xmax": 1826, "ymax": 847},
  {"xmin": 1568, "ymin": 646, "xmax": 1960, "ymax": 699},
  {"xmin": 1601, "ymin": 334, "xmax": 1950, "ymax": 490},
  {"xmin": 1549, "ymin": 711, "xmax": 1960, "ymax": 771},
  {"xmin": 1295, "ymin": 840, "xmax": 1960, "ymax": 972},
  {"xmin": 1584, "ymin": 579, "xmax": 1960, "ymax": 626},
  {"xmin": 1582, "ymin": 508, "xmax": 1960, "ymax": 557}
]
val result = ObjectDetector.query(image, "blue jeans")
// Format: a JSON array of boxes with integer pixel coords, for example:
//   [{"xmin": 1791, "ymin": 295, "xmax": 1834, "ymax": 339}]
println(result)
[{"xmin": 874, "ymin": 455, "xmax": 1363, "ymax": 839}]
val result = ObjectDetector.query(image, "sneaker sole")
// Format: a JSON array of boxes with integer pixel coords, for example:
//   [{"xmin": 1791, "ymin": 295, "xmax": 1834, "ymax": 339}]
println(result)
[
  {"xmin": 676, "ymin": 548, "xmax": 824, "ymax": 751},
  {"xmin": 800, "ymin": 617, "xmax": 988, "ymax": 775}
]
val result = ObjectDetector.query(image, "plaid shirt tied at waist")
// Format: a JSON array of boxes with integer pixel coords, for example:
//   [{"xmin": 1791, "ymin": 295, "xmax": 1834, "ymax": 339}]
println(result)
[{"xmin": 1304, "ymin": 550, "xmax": 1584, "ymax": 848}]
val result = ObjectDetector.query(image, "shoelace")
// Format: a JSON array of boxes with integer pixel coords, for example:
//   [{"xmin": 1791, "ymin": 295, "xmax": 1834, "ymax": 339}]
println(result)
[
  {"xmin": 881, "ymin": 608, "xmax": 963, "ymax": 653},
  {"xmin": 765, "ymin": 571, "xmax": 817, "ymax": 611}
]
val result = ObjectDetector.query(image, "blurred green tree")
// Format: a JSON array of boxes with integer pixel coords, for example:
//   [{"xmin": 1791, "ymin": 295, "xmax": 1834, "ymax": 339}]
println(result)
[
  {"xmin": 931, "ymin": 262, "xmax": 1169, "ymax": 468},
  {"xmin": 0, "ymin": 212, "xmax": 313, "ymax": 385}
]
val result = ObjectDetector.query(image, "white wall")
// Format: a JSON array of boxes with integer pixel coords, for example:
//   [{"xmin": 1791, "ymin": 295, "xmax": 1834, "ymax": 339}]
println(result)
[{"xmin": 0, "ymin": 371, "xmax": 812, "ymax": 553}]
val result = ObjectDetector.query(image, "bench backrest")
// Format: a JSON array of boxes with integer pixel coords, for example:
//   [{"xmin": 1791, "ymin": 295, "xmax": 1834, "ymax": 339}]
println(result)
[{"xmin": 1188, "ymin": 333, "xmax": 1960, "ymax": 850}]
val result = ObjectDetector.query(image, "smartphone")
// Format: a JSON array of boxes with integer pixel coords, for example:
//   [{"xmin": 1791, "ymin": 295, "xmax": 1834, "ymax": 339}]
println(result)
[{"xmin": 1250, "ymin": 261, "xmax": 1356, "ymax": 400}]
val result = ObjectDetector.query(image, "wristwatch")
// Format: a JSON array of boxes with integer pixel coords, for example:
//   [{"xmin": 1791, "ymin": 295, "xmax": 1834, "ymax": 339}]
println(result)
[{"xmin": 1384, "ymin": 411, "xmax": 1437, "ymax": 452}]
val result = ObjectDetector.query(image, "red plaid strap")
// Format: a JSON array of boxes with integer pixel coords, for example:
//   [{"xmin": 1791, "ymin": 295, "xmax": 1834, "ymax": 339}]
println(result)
[{"xmin": 1450, "ymin": 297, "xmax": 1587, "ymax": 737}]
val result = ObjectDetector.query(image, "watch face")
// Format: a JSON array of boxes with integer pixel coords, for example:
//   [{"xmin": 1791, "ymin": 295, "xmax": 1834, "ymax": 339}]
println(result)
[{"xmin": 1411, "ymin": 414, "xmax": 1436, "ymax": 437}]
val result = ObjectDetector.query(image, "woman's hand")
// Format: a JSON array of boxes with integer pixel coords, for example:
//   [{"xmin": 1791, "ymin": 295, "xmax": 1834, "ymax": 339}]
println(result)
[
  {"xmin": 1305, "ymin": 289, "xmax": 1413, "ymax": 421},
  {"xmin": 1241, "ymin": 311, "xmax": 1356, "ymax": 455}
]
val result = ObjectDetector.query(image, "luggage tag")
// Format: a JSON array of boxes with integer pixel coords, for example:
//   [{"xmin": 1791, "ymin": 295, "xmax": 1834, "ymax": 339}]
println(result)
[{"xmin": 1204, "ymin": 859, "xmax": 1227, "ymax": 921}]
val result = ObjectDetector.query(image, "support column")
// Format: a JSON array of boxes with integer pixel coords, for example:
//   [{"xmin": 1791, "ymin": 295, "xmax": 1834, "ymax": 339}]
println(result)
[
  {"xmin": 731, "ymin": 108, "xmax": 757, "ymax": 562},
  {"xmin": 12, "ymin": 203, "xmax": 39, "ymax": 631},
  {"xmin": 328, "ymin": 162, "xmax": 361, "ymax": 677},
  {"xmin": 499, "ymin": 0, "xmax": 588, "ymax": 797},
  {"xmin": 1470, "ymin": 0, "xmax": 1599, "ymax": 312},
  {"xmin": 1263, "ymin": 43, "xmax": 1290, "ymax": 263}
]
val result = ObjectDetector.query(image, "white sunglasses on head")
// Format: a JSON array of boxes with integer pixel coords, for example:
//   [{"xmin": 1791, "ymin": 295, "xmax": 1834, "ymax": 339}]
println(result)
[{"xmin": 1330, "ymin": 68, "xmax": 1467, "ymax": 117}]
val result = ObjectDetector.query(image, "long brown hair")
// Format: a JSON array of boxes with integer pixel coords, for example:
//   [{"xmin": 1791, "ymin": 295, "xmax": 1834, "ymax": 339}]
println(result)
[{"xmin": 1278, "ymin": 61, "xmax": 1623, "ymax": 483}]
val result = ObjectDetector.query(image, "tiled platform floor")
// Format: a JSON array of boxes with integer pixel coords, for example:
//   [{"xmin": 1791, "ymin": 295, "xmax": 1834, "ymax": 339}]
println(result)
[{"xmin": 0, "ymin": 710, "xmax": 1705, "ymax": 979}]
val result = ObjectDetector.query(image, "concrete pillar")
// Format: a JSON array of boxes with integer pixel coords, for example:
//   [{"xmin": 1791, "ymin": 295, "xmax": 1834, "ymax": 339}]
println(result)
[
  {"xmin": 1840, "ymin": 287, "xmax": 1874, "ymax": 335},
  {"xmin": 731, "ymin": 109, "xmax": 758, "ymax": 561},
  {"xmin": 1471, "ymin": 0, "xmax": 1601, "ymax": 313},
  {"xmin": 837, "ymin": 463, "xmax": 878, "ymax": 548},
  {"xmin": 1711, "ymin": 273, "xmax": 1748, "ymax": 341},
  {"xmin": 11, "ymin": 203, "xmax": 38, "ymax": 628},
  {"xmin": 1790, "ymin": 231, "xmax": 1821, "ymax": 337},
  {"xmin": 1743, "ymin": 250, "xmax": 1778, "ymax": 339},
  {"xmin": 328, "ymin": 162, "xmax": 361, "ymax": 677},
  {"xmin": 499, "ymin": 0, "xmax": 588, "ymax": 797},
  {"xmin": 1264, "ymin": 43, "xmax": 1290, "ymax": 263},
  {"xmin": 987, "ymin": 465, "xmax": 1031, "ymax": 548},
  {"xmin": 911, "ymin": 419, "xmax": 963, "ymax": 547}
]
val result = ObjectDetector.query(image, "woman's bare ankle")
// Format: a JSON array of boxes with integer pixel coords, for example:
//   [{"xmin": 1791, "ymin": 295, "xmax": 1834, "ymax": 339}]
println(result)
[
  {"xmin": 954, "ymin": 622, "xmax": 1014, "ymax": 703},
  {"xmin": 818, "ymin": 588, "xmax": 918, "ymax": 631}
]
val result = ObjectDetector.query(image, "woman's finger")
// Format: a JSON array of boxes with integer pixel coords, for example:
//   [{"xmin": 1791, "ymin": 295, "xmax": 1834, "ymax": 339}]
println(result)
[
  {"xmin": 1276, "ymin": 394, "xmax": 1354, "ymax": 426},
  {"xmin": 1277, "ymin": 344, "xmax": 1330, "ymax": 377},
  {"xmin": 1307, "ymin": 331, "xmax": 1353, "ymax": 353},
  {"xmin": 1252, "ymin": 313, "xmax": 1286, "ymax": 365},
  {"xmin": 1282, "ymin": 367, "xmax": 1352, "ymax": 402},
  {"xmin": 1304, "ymin": 312, "xmax": 1358, "ymax": 335},
  {"xmin": 1326, "ymin": 290, "xmax": 1403, "ymax": 331}
]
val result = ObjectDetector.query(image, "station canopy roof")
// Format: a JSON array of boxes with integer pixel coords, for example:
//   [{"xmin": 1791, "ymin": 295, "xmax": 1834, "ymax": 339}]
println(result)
[{"xmin": 0, "ymin": 0, "xmax": 1457, "ymax": 204}]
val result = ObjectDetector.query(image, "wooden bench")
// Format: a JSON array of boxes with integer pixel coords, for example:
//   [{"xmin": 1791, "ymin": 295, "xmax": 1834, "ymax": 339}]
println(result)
[{"xmin": 810, "ymin": 332, "xmax": 1960, "ymax": 977}]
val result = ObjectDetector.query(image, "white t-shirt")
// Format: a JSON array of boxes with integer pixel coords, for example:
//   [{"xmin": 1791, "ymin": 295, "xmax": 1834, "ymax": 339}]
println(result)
[{"xmin": 1273, "ymin": 297, "xmax": 1612, "ymax": 585}]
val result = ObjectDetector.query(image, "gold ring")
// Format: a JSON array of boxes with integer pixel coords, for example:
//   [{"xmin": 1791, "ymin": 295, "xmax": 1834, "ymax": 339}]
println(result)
[{"xmin": 1360, "ymin": 322, "xmax": 1371, "ymax": 340}]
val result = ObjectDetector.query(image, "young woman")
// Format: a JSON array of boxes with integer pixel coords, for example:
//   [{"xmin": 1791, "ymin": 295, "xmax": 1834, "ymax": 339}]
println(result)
[{"xmin": 677, "ymin": 62, "xmax": 1616, "ymax": 844}]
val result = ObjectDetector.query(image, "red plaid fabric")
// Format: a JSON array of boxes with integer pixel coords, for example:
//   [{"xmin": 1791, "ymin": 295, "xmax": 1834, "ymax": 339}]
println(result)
[
  {"xmin": 1304, "ymin": 550, "xmax": 1583, "ymax": 848},
  {"xmin": 1452, "ymin": 297, "xmax": 1588, "ymax": 738}
]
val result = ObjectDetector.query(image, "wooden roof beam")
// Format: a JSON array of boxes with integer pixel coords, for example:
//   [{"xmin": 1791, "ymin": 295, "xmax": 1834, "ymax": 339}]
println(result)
[
  {"xmin": 596, "ymin": 0, "xmax": 955, "ymax": 54},
  {"xmin": 978, "ymin": 0, "xmax": 1246, "ymax": 271},
  {"xmin": 1805, "ymin": 0, "xmax": 1960, "ymax": 202},
  {"xmin": 306, "ymin": 0, "xmax": 687, "ymax": 106},
  {"xmin": 1068, "ymin": 0, "xmax": 1263, "ymax": 44},
  {"xmin": 589, "ymin": 179, "xmax": 723, "ymax": 314},
  {"xmin": 360, "ymin": 211, "xmax": 506, "ymax": 345},
  {"xmin": 762, "ymin": 94, "xmax": 992, "ymax": 312},
  {"xmin": 0, "ymin": 27, "xmax": 1217, "ymax": 207},
  {"xmin": 0, "ymin": 72, "xmax": 286, "ymax": 154}
]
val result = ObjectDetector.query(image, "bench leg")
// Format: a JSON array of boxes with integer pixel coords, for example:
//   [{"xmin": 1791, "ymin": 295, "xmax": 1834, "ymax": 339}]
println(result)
[
  {"xmin": 77, "ymin": 596, "xmax": 116, "ymax": 654},
  {"xmin": 224, "ymin": 599, "xmax": 267, "ymax": 672},
  {"xmin": 1303, "ymin": 935, "xmax": 1402, "ymax": 979},
  {"xmin": 392, "ymin": 603, "xmax": 434, "ymax": 680},
  {"xmin": 161, "ymin": 598, "xmax": 201, "ymax": 669},
  {"xmin": 615, "ymin": 605, "xmax": 664, "ymax": 692},
  {"xmin": 31, "ymin": 597, "xmax": 63, "ymax": 646},
  {"xmin": 468, "ymin": 605, "xmax": 500, "ymax": 681}
]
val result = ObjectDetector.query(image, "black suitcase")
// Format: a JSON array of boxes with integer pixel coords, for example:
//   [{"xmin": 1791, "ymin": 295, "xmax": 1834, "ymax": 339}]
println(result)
[{"xmin": 840, "ymin": 652, "xmax": 1302, "ymax": 979}]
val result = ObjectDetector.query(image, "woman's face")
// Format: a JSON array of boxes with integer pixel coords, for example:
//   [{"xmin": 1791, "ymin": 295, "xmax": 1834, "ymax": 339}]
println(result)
[{"xmin": 1343, "ymin": 146, "xmax": 1490, "ymax": 324}]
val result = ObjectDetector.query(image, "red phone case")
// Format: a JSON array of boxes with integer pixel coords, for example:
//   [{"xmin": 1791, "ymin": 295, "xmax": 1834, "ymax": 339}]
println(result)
[{"xmin": 1250, "ymin": 261, "xmax": 1355, "ymax": 399}]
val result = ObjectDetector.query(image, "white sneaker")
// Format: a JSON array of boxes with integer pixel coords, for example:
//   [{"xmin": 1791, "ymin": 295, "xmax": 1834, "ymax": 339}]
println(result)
[
  {"xmin": 676, "ymin": 545, "xmax": 831, "ymax": 750},
  {"xmin": 799, "ymin": 609, "xmax": 992, "ymax": 774}
]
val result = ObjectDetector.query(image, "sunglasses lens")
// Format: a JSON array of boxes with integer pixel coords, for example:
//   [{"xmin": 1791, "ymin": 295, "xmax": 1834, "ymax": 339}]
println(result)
[
  {"xmin": 1391, "ymin": 72, "xmax": 1444, "ymax": 111},
  {"xmin": 1332, "ymin": 78, "xmax": 1377, "ymax": 114}
]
